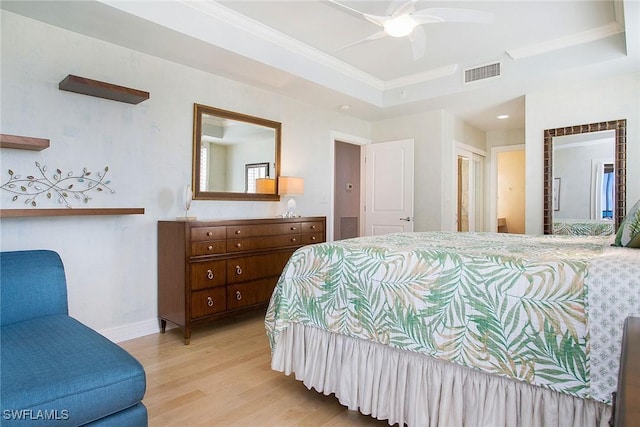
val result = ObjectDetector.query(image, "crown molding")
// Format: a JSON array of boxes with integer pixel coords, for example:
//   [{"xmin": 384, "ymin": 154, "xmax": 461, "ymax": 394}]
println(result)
[
  {"xmin": 180, "ymin": 0, "xmax": 386, "ymax": 91},
  {"xmin": 180, "ymin": 1, "xmax": 467, "ymax": 98},
  {"xmin": 506, "ymin": 21, "xmax": 623, "ymax": 60},
  {"xmin": 385, "ymin": 64, "xmax": 459, "ymax": 90}
]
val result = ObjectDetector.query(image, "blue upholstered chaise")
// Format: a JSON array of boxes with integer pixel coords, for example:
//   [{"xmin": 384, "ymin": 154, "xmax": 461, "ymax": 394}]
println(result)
[{"xmin": 0, "ymin": 250, "xmax": 147, "ymax": 426}]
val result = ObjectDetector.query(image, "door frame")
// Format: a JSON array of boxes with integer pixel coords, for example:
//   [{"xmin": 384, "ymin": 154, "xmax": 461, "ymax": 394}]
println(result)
[
  {"xmin": 329, "ymin": 131, "xmax": 371, "ymax": 242},
  {"xmin": 454, "ymin": 142, "xmax": 486, "ymax": 232},
  {"xmin": 489, "ymin": 144, "xmax": 525, "ymax": 232}
]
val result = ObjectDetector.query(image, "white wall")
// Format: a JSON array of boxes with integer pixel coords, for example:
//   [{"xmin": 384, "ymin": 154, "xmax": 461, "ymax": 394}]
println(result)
[
  {"xmin": 525, "ymin": 72, "xmax": 640, "ymax": 234},
  {"xmin": 0, "ymin": 11, "xmax": 370, "ymax": 341}
]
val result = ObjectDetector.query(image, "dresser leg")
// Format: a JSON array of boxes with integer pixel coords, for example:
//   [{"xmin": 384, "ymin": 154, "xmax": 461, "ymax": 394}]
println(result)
[
  {"xmin": 184, "ymin": 328, "xmax": 192, "ymax": 345},
  {"xmin": 160, "ymin": 319, "xmax": 167, "ymax": 333}
]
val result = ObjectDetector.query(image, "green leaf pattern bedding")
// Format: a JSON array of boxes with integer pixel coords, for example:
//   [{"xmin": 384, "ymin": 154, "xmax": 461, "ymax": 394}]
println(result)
[
  {"xmin": 265, "ymin": 232, "xmax": 630, "ymax": 403},
  {"xmin": 553, "ymin": 220, "xmax": 615, "ymax": 236}
]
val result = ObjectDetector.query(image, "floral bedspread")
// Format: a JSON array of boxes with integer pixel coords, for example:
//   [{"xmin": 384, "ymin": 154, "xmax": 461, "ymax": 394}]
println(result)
[
  {"xmin": 265, "ymin": 232, "xmax": 627, "ymax": 402},
  {"xmin": 553, "ymin": 220, "xmax": 615, "ymax": 236}
]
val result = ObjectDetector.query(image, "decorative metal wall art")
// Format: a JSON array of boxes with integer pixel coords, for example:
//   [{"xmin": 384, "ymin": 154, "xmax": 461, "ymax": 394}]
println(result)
[{"xmin": 1, "ymin": 162, "xmax": 114, "ymax": 208}]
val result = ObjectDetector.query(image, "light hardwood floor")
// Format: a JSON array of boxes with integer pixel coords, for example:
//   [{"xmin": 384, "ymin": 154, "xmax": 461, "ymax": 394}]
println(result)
[{"xmin": 119, "ymin": 311, "xmax": 394, "ymax": 426}]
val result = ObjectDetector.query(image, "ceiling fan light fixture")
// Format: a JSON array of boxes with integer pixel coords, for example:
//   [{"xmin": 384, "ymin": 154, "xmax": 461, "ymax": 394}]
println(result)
[{"xmin": 384, "ymin": 15, "xmax": 417, "ymax": 37}]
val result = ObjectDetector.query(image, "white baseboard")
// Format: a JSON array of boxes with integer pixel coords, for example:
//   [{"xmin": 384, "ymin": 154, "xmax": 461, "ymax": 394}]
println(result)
[{"xmin": 98, "ymin": 318, "xmax": 176, "ymax": 343}]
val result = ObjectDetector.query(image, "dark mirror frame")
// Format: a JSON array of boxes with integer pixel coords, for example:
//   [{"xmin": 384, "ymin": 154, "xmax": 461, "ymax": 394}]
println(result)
[
  {"xmin": 543, "ymin": 119, "xmax": 627, "ymax": 234},
  {"xmin": 192, "ymin": 103, "xmax": 281, "ymax": 201}
]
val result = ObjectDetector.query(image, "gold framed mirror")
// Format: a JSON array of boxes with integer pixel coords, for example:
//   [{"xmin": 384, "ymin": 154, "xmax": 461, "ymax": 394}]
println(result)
[
  {"xmin": 543, "ymin": 119, "xmax": 626, "ymax": 234},
  {"xmin": 192, "ymin": 104, "xmax": 281, "ymax": 201}
]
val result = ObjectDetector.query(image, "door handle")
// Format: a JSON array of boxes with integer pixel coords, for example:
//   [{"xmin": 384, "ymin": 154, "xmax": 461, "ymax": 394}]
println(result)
[{"xmin": 399, "ymin": 217, "xmax": 411, "ymax": 221}]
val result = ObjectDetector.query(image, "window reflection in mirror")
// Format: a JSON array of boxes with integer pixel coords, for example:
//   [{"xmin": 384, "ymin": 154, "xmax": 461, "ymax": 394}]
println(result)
[
  {"xmin": 552, "ymin": 129, "xmax": 615, "ymax": 221},
  {"xmin": 193, "ymin": 104, "xmax": 281, "ymax": 201}
]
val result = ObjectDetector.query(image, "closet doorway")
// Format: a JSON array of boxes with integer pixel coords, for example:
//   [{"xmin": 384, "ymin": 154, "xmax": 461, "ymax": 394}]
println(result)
[{"xmin": 456, "ymin": 145, "xmax": 485, "ymax": 232}]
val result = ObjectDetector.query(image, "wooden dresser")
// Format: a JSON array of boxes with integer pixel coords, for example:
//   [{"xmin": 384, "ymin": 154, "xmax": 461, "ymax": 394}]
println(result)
[{"xmin": 157, "ymin": 216, "xmax": 325, "ymax": 344}]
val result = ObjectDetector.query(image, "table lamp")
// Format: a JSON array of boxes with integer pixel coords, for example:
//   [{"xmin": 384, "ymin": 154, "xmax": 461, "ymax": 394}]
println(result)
[
  {"xmin": 278, "ymin": 176, "xmax": 304, "ymax": 218},
  {"xmin": 255, "ymin": 178, "xmax": 276, "ymax": 194}
]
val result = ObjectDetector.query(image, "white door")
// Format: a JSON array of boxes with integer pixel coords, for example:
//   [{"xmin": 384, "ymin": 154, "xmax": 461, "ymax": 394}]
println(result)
[{"xmin": 364, "ymin": 139, "xmax": 414, "ymax": 235}]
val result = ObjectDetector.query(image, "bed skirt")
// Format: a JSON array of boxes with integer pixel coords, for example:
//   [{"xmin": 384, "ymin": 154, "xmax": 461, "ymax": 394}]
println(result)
[{"xmin": 270, "ymin": 323, "xmax": 611, "ymax": 427}]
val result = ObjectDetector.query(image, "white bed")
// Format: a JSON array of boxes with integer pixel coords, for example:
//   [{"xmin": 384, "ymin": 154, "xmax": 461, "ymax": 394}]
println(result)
[{"xmin": 265, "ymin": 232, "xmax": 640, "ymax": 426}]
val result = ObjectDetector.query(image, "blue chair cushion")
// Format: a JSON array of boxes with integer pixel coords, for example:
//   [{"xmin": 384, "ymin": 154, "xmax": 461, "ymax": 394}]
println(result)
[
  {"xmin": 1, "ymin": 315, "xmax": 146, "ymax": 426},
  {"xmin": 1, "ymin": 250, "xmax": 68, "ymax": 326},
  {"xmin": 84, "ymin": 403, "xmax": 147, "ymax": 426}
]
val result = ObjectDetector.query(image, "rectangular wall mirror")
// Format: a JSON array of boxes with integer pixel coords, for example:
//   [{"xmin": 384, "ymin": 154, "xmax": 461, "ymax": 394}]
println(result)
[
  {"xmin": 543, "ymin": 119, "xmax": 626, "ymax": 234},
  {"xmin": 192, "ymin": 103, "xmax": 281, "ymax": 201}
]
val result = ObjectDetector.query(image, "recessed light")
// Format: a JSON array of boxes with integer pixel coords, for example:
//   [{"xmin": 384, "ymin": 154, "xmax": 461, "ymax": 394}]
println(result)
[
  {"xmin": 339, "ymin": 104, "xmax": 351, "ymax": 111},
  {"xmin": 497, "ymin": 115, "xmax": 509, "ymax": 120}
]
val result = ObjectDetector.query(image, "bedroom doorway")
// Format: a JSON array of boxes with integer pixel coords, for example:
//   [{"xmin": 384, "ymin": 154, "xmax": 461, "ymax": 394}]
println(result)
[
  {"xmin": 334, "ymin": 141, "xmax": 362, "ymax": 241},
  {"xmin": 490, "ymin": 145, "xmax": 526, "ymax": 234}
]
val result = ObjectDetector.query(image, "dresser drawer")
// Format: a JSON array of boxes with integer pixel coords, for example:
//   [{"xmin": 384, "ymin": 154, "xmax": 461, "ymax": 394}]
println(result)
[
  {"xmin": 227, "ymin": 278, "xmax": 278, "ymax": 310},
  {"xmin": 192, "ymin": 226, "xmax": 226, "ymax": 241},
  {"xmin": 227, "ymin": 223, "xmax": 301, "ymax": 238},
  {"xmin": 227, "ymin": 234, "xmax": 300, "ymax": 252},
  {"xmin": 301, "ymin": 232, "xmax": 324, "ymax": 245},
  {"xmin": 191, "ymin": 287, "xmax": 226, "ymax": 319},
  {"xmin": 191, "ymin": 260, "xmax": 227, "ymax": 290},
  {"xmin": 158, "ymin": 217, "xmax": 325, "ymax": 344},
  {"xmin": 302, "ymin": 221, "xmax": 324, "ymax": 233},
  {"xmin": 227, "ymin": 251, "xmax": 293, "ymax": 284},
  {"xmin": 191, "ymin": 240, "xmax": 226, "ymax": 256}
]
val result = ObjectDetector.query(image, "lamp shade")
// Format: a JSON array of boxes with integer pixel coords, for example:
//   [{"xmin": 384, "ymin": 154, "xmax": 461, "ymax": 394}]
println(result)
[
  {"xmin": 278, "ymin": 176, "xmax": 304, "ymax": 196},
  {"xmin": 255, "ymin": 178, "xmax": 275, "ymax": 194}
]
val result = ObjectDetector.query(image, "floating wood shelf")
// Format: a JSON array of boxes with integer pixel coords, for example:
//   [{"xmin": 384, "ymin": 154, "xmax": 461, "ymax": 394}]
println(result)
[
  {"xmin": 58, "ymin": 75, "xmax": 149, "ymax": 104},
  {"xmin": 0, "ymin": 134, "xmax": 50, "ymax": 151},
  {"xmin": 0, "ymin": 208, "xmax": 145, "ymax": 218}
]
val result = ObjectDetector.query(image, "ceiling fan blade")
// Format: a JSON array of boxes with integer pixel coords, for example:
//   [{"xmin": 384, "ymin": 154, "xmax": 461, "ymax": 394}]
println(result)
[
  {"xmin": 387, "ymin": 0, "xmax": 418, "ymax": 17},
  {"xmin": 409, "ymin": 25, "xmax": 426, "ymax": 60},
  {"xmin": 334, "ymin": 30, "xmax": 388, "ymax": 52},
  {"xmin": 412, "ymin": 8, "xmax": 494, "ymax": 25},
  {"xmin": 327, "ymin": 0, "xmax": 387, "ymax": 27}
]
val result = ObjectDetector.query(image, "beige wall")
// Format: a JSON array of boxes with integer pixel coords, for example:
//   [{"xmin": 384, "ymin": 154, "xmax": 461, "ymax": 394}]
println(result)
[{"xmin": 497, "ymin": 150, "xmax": 526, "ymax": 234}]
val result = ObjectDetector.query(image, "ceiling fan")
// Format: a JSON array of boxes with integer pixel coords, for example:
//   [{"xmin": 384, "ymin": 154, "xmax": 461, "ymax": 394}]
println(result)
[{"xmin": 329, "ymin": 0, "xmax": 494, "ymax": 60}]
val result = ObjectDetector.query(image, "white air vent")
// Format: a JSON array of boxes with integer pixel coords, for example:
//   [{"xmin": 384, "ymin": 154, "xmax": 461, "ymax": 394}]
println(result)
[{"xmin": 464, "ymin": 62, "xmax": 501, "ymax": 84}]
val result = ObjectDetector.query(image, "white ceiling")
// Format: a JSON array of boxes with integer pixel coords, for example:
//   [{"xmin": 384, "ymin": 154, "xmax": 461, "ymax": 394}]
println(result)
[{"xmin": 2, "ymin": 0, "xmax": 639, "ymax": 131}]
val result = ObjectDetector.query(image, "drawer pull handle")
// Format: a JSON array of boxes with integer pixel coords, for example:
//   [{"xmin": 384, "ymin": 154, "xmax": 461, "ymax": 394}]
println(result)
[
  {"xmin": 235, "ymin": 291, "xmax": 242, "ymax": 301},
  {"xmin": 236, "ymin": 243, "xmax": 242, "ymax": 248},
  {"xmin": 311, "ymin": 236, "xmax": 316, "ymax": 241},
  {"xmin": 207, "ymin": 297, "xmax": 214, "ymax": 307},
  {"xmin": 235, "ymin": 230, "xmax": 241, "ymax": 235},
  {"xmin": 206, "ymin": 269, "xmax": 214, "ymax": 280},
  {"xmin": 236, "ymin": 265, "xmax": 243, "ymax": 275},
  {"xmin": 291, "ymin": 237, "xmax": 296, "ymax": 242},
  {"xmin": 311, "ymin": 225, "xmax": 316, "ymax": 229},
  {"xmin": 206, "ymin": 231, "xmax": 213, "ymax": 236},
  {"xmin": 290, "ymin": 226, "xmax": 297, "ymax": 231},
  {"xmin": 208, "ymin": 245, "xmax": 213, "ymax": 251}
]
